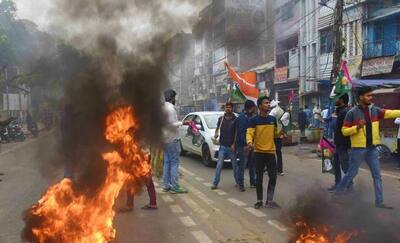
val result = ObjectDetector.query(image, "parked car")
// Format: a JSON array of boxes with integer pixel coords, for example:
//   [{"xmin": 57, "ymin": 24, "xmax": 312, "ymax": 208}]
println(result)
[{"xmin": 179, "ymin": 111, "xmax": 235, "ymax": 167}]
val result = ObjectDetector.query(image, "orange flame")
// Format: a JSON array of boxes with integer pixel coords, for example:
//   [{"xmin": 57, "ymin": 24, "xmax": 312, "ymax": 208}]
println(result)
[
  {"xmin": 295, "ymin": 220, "xmax": 359, "ymax": 243},
  {"xmin": 24, "ymin": 106, "xmax": 150, "ymax": 243}
]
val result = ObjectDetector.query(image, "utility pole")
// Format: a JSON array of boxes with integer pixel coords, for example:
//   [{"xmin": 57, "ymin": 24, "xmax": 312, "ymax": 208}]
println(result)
[{"xmin": 330, "ymin": 0, "xmax": 345, "ymax": 83}]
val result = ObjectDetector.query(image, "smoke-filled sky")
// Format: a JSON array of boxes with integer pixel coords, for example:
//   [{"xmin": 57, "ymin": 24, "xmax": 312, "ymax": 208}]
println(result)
[{"xmin": 14, "ymin": 0, "xmax": 53, "ymax": 29}]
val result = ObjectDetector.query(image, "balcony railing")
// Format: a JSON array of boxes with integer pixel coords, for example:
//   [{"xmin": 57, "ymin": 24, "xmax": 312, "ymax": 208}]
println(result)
[{"xmin": 364, "ymin": 38, "xmax": 400, "ymax": 58}]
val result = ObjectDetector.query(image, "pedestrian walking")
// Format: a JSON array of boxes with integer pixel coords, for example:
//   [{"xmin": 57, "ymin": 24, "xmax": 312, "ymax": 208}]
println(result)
[
  {"xmin": 313, "ymin": 104, "xmax": 322, "ymax": 128},
  {"xmin": 269, "ymin": 100, "xmax": 285, "ymax": 176},
  {"xmin": 394, "ymin": 118, "xmax": 400, "ymax": 169},
  {"xmin": 334, "ymin": 86, "xmax": 400, "ymax": 209},
  {"xmin": 162, "ymin": 89, "xmax": 188, "ymax": 194},
  {"xmin": 247, "ymin": 96, "xmax": 279, "ymax": 209},
  {"xmin": 211, "ymin": 101, "xmax": 237, "ymax": 190},
  {"xmin": 298, "ymin": 108, "xmax": 308, "ymax": 137},
  {"xmin": 328, "ymin": 94, "xmax": 351, "ymax": 192},
  {"xmin": 235, "ymin": 100, "xmax": 256, "ymax": 191},
  {"xmin": 119, "ymin": 152, "xmax": 158, "ymax": 212}
]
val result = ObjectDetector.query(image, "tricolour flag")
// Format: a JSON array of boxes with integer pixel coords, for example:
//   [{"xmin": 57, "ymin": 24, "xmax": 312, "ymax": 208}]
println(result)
[
  {"xmin": 330, "ymin": 61, "xmax": 353, "ymax": 100},
  {"xmin": 225, "ymin": 62, "xmax": 260, "ymax": 103}
]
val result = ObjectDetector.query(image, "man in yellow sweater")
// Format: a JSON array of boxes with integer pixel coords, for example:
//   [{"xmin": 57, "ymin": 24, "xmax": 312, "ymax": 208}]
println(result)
[
  {"xmin": 334, "ymin": 86, "xmax": 400, "ymax": 209},
  {"xmin": 247, "ymin": 96, "xmax": 279, "ymax": 209}
]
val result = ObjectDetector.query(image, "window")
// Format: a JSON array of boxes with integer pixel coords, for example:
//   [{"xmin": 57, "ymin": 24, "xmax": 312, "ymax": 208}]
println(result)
[
  {"xmin": 349, "ymin": 23, "xmax": 354, "ymax": 57},
  {"xmin": 183, "ymin": 115, "xmax": 195, "ymax": 125},
  {"xmin": 320, "ymin": 30, "xmax": 333, "ymax": 54},
  {"xmin": 281, "ymin": 2, "xmax": 294, "ymax": 21},
  {"xmin": 204, "ymin": 114, "xmax": 222, "ymax": 129}
]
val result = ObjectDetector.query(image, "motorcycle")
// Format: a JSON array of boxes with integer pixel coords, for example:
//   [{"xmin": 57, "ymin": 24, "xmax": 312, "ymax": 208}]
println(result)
[
  {"xmin": 8, "ymin": 120, "xmax": 26, "ymax": 142},
  {"xmin": 0, "ymin": 120, "xmax": 26, "ymax": 143}
]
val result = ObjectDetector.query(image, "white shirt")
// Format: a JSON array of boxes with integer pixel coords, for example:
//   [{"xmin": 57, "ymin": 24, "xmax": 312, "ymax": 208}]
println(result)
[
  {"xmin": 163, "ymin": 102, "xmax": 181, "ymax": 142},
  {"xmin": 395, "ymin": 118, "xmax": 400, "ymax": 139},
  {"xmin": 321, "ymin": 109, "xmax": 329, "ymax": 120}
]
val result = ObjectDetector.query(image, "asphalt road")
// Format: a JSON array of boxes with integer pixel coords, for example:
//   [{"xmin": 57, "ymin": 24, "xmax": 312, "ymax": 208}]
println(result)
[{"xmin": 1, "ymin": 134, "xmax": 400, "ymax": 243}]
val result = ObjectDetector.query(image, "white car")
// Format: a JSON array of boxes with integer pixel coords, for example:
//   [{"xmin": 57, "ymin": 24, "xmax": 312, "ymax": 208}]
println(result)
[{"xmin": 179, "ymin": 111, "xmax": 236, "ymax": 167}]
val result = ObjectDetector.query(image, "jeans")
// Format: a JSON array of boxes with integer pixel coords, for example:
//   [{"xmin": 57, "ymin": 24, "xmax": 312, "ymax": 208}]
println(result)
[
  {"xmin": 275, "ymin": 138, "xmax": 283, "ymax": 173},
  {"xmin": 334, "ymin": 147, "xmax": 350, "ymax": 186},
  {"xmin": 213, "ymin": 145, "xmax": 236, "ymax": 186},
  {"xmin": 163, "ymin": 139, "xmax": 180, "ymax": 190},
  {"xmin": 236, "ymin": 146, "xmax": 252, "ymax": 187},
  {"xmin": 254, "ymin": 152, "xmax": 277, "ymax": 202},
  {"xmin": 335, "ymin": 147, "xmax": 384, "ymax": 205}
]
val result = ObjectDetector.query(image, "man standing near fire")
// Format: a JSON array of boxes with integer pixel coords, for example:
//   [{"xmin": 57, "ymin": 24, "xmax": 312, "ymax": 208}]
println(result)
[
  {"xmin": 334, "ymin": 86, "xmax": 400, "ymax": 209},
  {"xmin": 247, "ymin": 96, "xmax": 279, "ymax": 209},
  {"xmin": 162, "ymin": 89, "xmax": 188, "ymax": 194}
]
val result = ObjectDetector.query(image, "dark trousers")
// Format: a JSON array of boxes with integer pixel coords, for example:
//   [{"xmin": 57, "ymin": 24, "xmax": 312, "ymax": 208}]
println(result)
[
  {"xmin": 275, "ymin": 138, "xmax": 283, "ymax": 173},
  {"xmin": 126, "ymin": 176, "xmax": 157, "ymax": 206},
  {"xmin": 254, "ymin": 152, "xmax": 277, "ymax": 202},
  {"xmin": 334, "ymin": 147, "xmax": 350, "ymax": 185}
]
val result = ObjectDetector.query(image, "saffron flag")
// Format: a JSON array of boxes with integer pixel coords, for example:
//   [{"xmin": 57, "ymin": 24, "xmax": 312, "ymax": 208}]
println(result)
[
  {"xmin": 330, "ymin": 61, "xmax": 352, "ymax": 100},
  {"xmin": 225, "ymin": 62, "xmax": 260, "ymax": 103}
]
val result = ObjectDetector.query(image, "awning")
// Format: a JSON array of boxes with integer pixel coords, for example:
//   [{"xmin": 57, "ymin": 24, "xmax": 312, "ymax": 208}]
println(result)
[
  {"xmin": 250, "ymin": 61, "xmax": 275, "ymax": 73},
  {"xmin": 365, "ymin": 9, "xmax": 400, "ymax": 22},
  {"xmin": 353, "ymin": 79, "xmax": 400, "ymax": 88}
]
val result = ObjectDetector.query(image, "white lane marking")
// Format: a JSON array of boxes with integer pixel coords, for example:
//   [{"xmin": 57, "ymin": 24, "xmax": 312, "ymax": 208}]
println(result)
[
  {"xmin": 161, "ymin": 195, "xmax": 174, "ymax": 203},
  {"xmin": 227, "ymin": 198, "xmax": 247, "ymax": 207},
  {"xmin": 179, "ymin": 216, "xmax": 197, "ymax": 227},
  {"xmin": 203, "ymin": 182, "xmax": 213, "ymax": 187},
  {"xmin": 179, "ymin": 195, "xmax": 210, "ymax": 218},
  {"xmin": 244, "ymin": 207, "xmax": 267, "ymax": 217},
  {"xmin": 214, "ymin": 189, "xmax": 227, "ymax": 196},
  {"xmin": 182, "ymin": 182, "xmax": 220, "ymax": 212},
  {"xmin": 180, "ymin": 166, "xmax": 196, "ymax": 176},
  {"xmin": 192, "ymin": 231, "xmax": 213, "ymax": 243},
  {"xmin": 195, "ymin": 177, "xmax": 205, "ymax": 182},
  {"xmin": 360, "ymin": 168, "xmax": 400, "ymax": 179},
  {"xmin": 170, "ymin": 205, "xmax": 184, "ymax": 213},
  {"xmin": 268, "ymin": 220, "xmax": 288, "ymax": 232}
]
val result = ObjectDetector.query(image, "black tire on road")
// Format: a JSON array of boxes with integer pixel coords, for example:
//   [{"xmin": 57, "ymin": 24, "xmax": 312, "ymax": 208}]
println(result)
[
  {"xmin": 202, "ymin": 144, "xmax": 216, "ymax": 167},
  {"xmin": 180, "ymin": 141, "xmax": 187, "ymax": 156}
]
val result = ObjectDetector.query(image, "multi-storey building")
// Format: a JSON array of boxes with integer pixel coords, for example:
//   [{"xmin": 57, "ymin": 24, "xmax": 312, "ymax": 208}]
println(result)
[
  {"xmin": 166, "ymin": 33, "xmax": 195, "ymax": 115},
  {"xmin": 272, "ymin": 0, "xmax": 301, "ymax": 113},
  {"xmin": 300, "ymin": 0, "xmax": 363, "ymax": 108}
]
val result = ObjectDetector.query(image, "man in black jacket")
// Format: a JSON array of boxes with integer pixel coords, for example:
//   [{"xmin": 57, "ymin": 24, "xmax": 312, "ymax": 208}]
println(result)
[{"xmin": 329, "ymin": 93, "xmax": 351, "ymax": 192}]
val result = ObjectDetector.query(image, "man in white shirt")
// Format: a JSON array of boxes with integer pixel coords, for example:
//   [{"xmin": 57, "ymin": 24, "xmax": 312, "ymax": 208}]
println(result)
[
  {"xmin": 162, "ymin": 89, "xmax": 188, "ymax": 194},
  {"xmin": 395, "ymin": 118, "xmax": 400, "ymax": 169}
]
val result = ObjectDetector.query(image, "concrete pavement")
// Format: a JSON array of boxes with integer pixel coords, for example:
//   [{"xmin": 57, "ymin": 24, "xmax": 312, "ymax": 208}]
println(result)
[{"xmin": 1, "ymin": 133, "xmax": 400, "ymax": 243}]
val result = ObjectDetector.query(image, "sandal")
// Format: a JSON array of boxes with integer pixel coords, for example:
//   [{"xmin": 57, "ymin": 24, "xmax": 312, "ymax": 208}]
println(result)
[
  {"xmin": 118, "ymin": 205, "xmax": 134, "ymax": 213},
  {"xmin": 141, "ymin": 204, "xmax": 158, "ymax": 210}
]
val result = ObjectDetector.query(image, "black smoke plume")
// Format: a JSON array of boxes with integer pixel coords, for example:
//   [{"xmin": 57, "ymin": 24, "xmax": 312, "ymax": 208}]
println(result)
[{"xmin": 286, "ymin": 186, "xmax": 400, "ymax": 243}]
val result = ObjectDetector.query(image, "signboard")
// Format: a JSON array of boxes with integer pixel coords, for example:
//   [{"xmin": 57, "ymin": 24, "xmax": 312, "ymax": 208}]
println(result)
[
  {"xmin": 362, "ymin": 56, "xmax": 395, "ymax": 77},
  {"xmin": 225, "ymin": 0, "xmax": 267, "ymax": 40},
  {"xmin": 213, "ymin": 59, "xmax": 227, "ymax": 75},
  {"xmin": 275, "ymin": 66, "xmax": 288, "ymax": 83}
]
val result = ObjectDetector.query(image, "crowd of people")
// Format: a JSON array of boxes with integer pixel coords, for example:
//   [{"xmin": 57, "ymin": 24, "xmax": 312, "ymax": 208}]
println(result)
[{"xmin": 59, "ymin": 86, "xmax": 400, "ymax": 212}]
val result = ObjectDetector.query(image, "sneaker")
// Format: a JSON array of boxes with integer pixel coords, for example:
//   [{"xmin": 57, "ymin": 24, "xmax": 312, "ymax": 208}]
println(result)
[
  {"xmin": 250, "ymin": 184, "xmax": 256, "ymax": 188},
  {"xmin": 239, "ymin": 186, "xmax": 246, "ymax": 192},
  {"xmin": 279, "ymin": 172, "xmax": 285, "ymax": 176},
  {"xmin": 265, "ymin": 201, "xmax": 280, "ymax": 209},
  {"xmin": 211, "ymin": 185, "xmax": 218, "ymax": 190},
  {"xmin": 254, "ymin": 201, "xmax": 263, "ymax": 209},
  {"xmin": 162, "ymin": 187, "xmax": 170, "ymax": 192},
  {"xmin": 376, "ymin": 203, "xmax": 394, "ymax": 210},
  {"xmin": 170, "ymin": 186, "xmax": 188, "ymax": 194}
]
